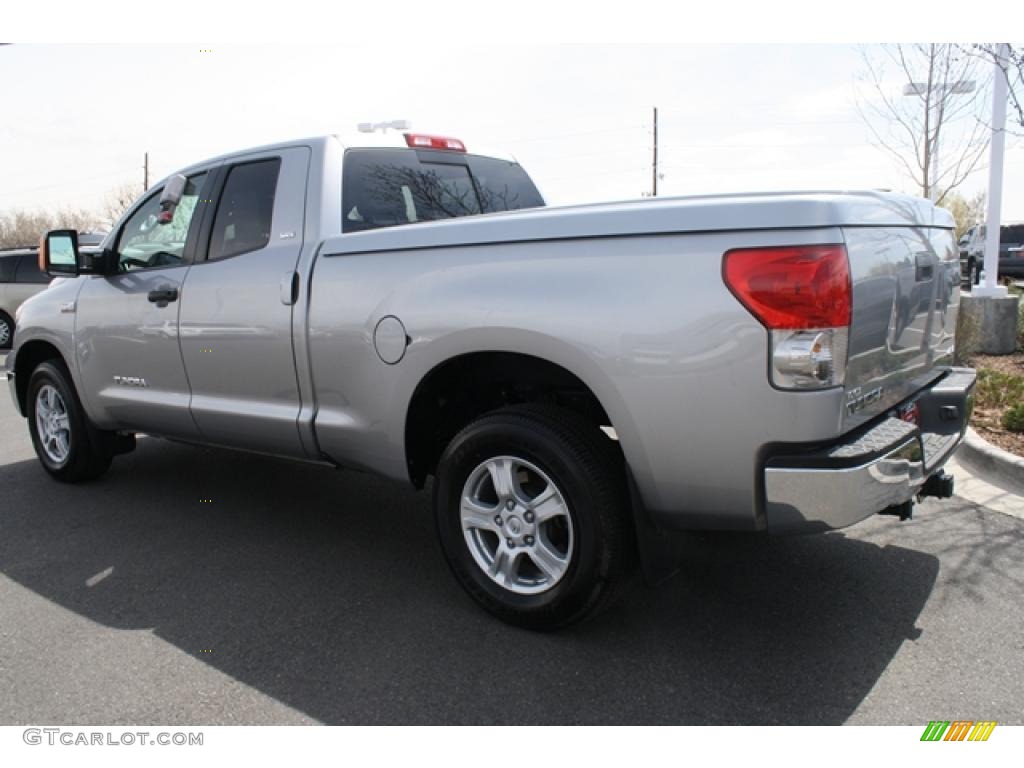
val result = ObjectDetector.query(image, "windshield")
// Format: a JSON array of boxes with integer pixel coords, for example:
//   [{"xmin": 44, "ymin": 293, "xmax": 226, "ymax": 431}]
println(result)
[{"xmin": 342, "ymin": 148, "xmax": 543, "ymax": 233}]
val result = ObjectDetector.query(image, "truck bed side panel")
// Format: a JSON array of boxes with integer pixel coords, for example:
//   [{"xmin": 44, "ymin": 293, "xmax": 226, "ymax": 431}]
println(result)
[{"xmin": 307, "ymin": 226, "xmax": 846, "ymax": 530}]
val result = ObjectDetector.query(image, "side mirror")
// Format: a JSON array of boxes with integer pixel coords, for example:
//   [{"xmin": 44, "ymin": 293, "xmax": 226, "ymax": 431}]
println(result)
[
  {"xmin": 158, "ymin": 174, "xmax": 187, "ymax": 224},
  {"xmin": 39, "ymin": 229, "xmax": 81, "ymax": 277}
]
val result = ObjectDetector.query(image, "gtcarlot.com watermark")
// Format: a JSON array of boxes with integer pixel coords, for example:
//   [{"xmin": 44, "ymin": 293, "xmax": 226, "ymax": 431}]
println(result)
[{"xmin": 23, "ymin": 728, "xmax": 203, "ymax": 747}]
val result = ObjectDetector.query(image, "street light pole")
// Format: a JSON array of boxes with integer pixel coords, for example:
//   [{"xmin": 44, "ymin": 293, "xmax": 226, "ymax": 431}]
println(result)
[
  {"xmin": 652, "ymin": 106, "xmax": 658, "ymax": 198},
  {"xmin": 975, "ymin": 44, "xmax": 1010, "ymax": 298},
  {"xmin": 357, "ymin": 119, "xmax": 412, "ymax": 134}
]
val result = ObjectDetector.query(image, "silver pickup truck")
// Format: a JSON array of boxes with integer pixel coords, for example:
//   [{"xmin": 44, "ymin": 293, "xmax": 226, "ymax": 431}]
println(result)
[{"xmin": 5, "ymin": 132, "xmax": 975, "ymax": 629}]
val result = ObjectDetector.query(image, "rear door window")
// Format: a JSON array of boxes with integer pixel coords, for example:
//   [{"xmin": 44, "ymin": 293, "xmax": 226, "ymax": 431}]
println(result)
[
  {"xmin": 208, "ymin": 159, "xmax": 281, "ymax": 261},
  {"xmin": 342, "ymin": 148, "xmax": 543, "ymax": 233}
]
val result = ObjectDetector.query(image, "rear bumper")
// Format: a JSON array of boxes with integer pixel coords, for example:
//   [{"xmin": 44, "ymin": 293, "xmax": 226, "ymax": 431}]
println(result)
[{"xmin": 763, "ymin": 368, "xmax": 975, "ymax": 533}]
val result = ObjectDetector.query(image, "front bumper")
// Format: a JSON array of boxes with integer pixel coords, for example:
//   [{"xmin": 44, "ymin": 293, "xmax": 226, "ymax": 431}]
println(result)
[
  {"xmin": 763, "ymin": 368, "xmax": 976, "ymax": 533},
  {"xmin": 3, "ymin": 361, "xmax": 14, "ymax": 412}
]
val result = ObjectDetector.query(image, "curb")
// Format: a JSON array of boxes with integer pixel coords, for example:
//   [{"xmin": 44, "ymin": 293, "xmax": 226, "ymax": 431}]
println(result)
[{"xmin": 955, "ymin": 427, "xmax": 1024, "ymax": 497}]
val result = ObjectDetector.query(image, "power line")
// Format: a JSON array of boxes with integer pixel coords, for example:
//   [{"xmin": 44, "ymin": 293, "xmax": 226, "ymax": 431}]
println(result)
[
  {"xmin": 541, "ymin": 165, "xmax": 649, "ymax": 183},
  {"xmin": 0, "ymin": 168, "xmax": 137, "ymax": 199},
  {"xmin": 485, "ymin": 125, "xmax": 646, "ymax": 145},
  {"xmin": 490, "ymin": 119, "xmax": 873, "ymax": 149}
]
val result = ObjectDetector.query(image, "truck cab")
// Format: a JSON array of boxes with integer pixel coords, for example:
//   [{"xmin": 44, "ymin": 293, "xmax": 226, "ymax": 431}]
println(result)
[{"xmin": 10, "ymin": 134, "xmax": 543, "ymax": 453}]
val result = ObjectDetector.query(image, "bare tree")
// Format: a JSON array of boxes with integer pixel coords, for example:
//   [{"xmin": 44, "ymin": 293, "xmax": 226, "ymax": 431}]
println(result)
[
  {"xmin": 0, "ymin": 208, "xmax": 101, "ymax": 249},
  {"xmin": 0, "ymin": 178, "xmax": 142, "ymax": 249},
  {"xmin": 961, "ymin": 44, "xmax": 1024, "ymax": 134},
  {"xmin": 103, "ymin": 181, "xmax": 142, "ymax": 226},
  {"xmin": 856, "ymin": 44, "xmax": 991, "ymax": 204},
  {"xmin": 942, "ymin": 189, "xmax": 987, "ymax": 239}
]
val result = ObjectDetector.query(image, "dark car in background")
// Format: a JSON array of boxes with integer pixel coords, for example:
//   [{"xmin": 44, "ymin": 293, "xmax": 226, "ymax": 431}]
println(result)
[
  {"xmin": 958, "ymin": 223, "xmax": 1024, "ymax": 286},
  {"xmin": 0, "ymin": 232, "xmax": 106, "ymax": 349}
]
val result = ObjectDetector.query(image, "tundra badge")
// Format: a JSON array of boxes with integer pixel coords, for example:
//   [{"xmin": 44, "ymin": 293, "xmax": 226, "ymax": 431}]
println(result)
[
  {"xmin": 846, "ymin": 386, "xmax": 883, "ymax": 415},
  {"xmin": 113, "ymin": 375, "xmax": 148, "ymax": 388}
]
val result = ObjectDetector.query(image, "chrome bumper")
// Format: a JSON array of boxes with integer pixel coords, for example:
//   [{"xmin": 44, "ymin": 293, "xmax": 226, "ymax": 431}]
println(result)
[{"xmin": 764, "ymin": 368, "xmax": 976, "ymax": 533}]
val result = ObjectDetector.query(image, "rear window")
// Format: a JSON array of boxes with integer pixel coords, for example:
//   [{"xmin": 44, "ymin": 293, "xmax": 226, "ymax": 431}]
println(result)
[
  {"xmin": 342, "ymin": 148, "xmax": 543, "ymax": 233},
  {"xmin": 1000, "ymin": 225, "xmax": 1024, "ymax": 244}
]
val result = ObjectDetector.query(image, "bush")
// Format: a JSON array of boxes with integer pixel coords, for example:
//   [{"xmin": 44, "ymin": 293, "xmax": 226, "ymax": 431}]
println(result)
[
  {"xmin": 976, "ymin": 369, "xmax": 1024, "ymax": 410},
  {"xmin": 1019, "ymin": 297, "xmax": 1023, "ymax": 351},
  {"xmin": 1009, "ymin": 284, "xmax": 1024, "ymax": 351},
  {"xmin": 1004, "ymin": 404, "xmax": 1024, "ymax": 433}
]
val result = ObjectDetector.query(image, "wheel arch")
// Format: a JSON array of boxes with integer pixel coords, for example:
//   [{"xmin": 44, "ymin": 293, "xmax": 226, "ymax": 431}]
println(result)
[
  {"xmin": 401, "ymin": 332, "xmax": 649, "ymax": 492},
  {"xmin": 11, "ymin": 339, "xmax": 70, "ymax": 417},
  {"xmin": 0, "ymin": 308, "xmax": 14, "ymax": 346}
]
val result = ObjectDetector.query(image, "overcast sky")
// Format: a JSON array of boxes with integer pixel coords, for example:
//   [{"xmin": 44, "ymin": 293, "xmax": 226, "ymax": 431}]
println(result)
[{"xmin": 2, "ymin": 43, "xmax": 1022, "ymax": 222}]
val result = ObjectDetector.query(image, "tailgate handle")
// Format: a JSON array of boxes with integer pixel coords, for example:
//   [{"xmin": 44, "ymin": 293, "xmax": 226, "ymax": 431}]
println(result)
[{"xmin": 914, "ymin": 252, "xmax": 934, "ymax": 281}]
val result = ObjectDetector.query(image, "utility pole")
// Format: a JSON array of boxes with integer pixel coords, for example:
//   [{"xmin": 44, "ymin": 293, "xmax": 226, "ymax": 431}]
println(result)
[
  {"xmin": 143, "ymin": 152, "xmax": 149, "ymax": 192},
  {"xmin": 652, "ymin": 106, "xmax": 658, "ymax": 197}
]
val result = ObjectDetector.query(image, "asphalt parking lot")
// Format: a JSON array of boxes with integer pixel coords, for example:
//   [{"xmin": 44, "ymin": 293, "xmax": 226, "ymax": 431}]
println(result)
[{"xmin": 1, "ymin": 355, "xmax": 1023, "ymax": 725}]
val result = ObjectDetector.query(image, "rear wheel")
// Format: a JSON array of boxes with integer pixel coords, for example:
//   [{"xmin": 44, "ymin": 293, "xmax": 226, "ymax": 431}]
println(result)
[
  {"xmin": 433, "ymin": 405, "xmax": 635, "ymax": 630},
  {"xmin": 27, "ymin": 360, "xmax": 113, "ymax": 482}
]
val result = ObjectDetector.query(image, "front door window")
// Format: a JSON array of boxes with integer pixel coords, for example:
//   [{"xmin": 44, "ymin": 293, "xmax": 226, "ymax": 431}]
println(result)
[{"xmin": 116, "ymin": 173, "xmax": 208, "ymax": 271}]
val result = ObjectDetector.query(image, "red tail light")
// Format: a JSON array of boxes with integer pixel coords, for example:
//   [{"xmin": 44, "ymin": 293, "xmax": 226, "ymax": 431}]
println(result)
[
  {"xmin": 404, "ymin": 133, "xmax": 467, "ymax": 152},
  {"xmin": 723, "ymin": 245, "xmax": 851, "ymax": 329}
]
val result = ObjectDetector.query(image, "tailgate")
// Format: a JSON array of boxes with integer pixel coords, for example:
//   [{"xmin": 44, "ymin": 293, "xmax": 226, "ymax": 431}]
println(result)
[{"xmin": 842, "ymin": 225, "xmax": 960, "ymax": 431}]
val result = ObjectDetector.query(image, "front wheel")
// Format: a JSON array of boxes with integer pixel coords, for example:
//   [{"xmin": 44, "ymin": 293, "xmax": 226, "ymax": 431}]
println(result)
[
  {"xmin": 27, "ymin": 360, "xmax": 113, "ymax": 482},
  {"xmin": 0, "ymin": 311, "xmax": 13, "ymax": 350},
  {"xmin": 433, "ymin": 405, "xmax": 635, "ymax": 630}
]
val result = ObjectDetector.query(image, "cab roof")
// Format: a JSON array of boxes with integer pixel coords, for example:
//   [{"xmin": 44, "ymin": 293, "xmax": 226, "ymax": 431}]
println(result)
[{"xmin": 174, "ymin": 133, "xmax": 516, "ymax": 181}]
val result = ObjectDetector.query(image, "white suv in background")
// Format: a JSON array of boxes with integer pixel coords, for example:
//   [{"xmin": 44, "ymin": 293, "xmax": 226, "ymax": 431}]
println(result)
[{"xmin": 0, "ymin": 232, "xmax": 106, "ymax": 349}]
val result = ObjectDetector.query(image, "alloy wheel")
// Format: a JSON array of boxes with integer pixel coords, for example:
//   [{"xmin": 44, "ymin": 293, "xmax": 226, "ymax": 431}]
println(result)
[
  {"xmin": 35, "ymin": 384, "xmax": 71, "ymax": 464},
  {"xmin": 460, "ymin": 455, "xmax": 575, "ymax": 595}
]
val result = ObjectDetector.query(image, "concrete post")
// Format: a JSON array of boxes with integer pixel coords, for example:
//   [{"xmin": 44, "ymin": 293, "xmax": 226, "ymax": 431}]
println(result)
[{"xmin": 960, "ymin": 293, "xmax": 1021, "ymax": 355}]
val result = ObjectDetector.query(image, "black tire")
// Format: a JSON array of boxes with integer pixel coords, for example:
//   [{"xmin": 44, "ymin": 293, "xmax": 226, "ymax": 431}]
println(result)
[
  {"xmin": 969, "ymin": 259, "xmax": 980, "ymax": 287},
  {"xmin": 433, "ymin": 404, "xmax": 636, "ymax": 630},
  {"xmin": 0, "ymin": 311, "xmax": 13, "ymax": 350},
  {"xmin": 27, "ymin": 360, "xmax": 113, "ymax": 482}
]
